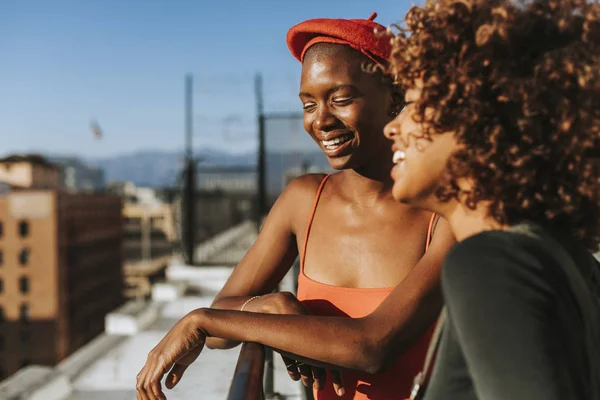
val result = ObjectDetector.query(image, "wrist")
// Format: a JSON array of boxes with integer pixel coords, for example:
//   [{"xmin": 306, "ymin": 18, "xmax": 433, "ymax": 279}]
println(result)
[{"xmin": 190, "ymin": 308, "xmax": 211, "ymax": 337}]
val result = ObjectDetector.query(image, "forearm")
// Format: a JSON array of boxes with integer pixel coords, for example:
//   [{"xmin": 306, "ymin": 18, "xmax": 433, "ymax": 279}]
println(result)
[
  {"xmin": 206, "ymin": 296, "xmax": 261, "ymax": 349},
  {"xmin": 205, "ymin": 287, "xmax": 441, "ymax": 372},
  {"xmin": 196, "ymin": 308, "xmax": 382, "ymax": 373}
]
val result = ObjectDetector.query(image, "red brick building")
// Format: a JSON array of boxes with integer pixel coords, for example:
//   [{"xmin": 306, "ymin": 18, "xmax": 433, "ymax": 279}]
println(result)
[{"xmin": 0, "ymin": 189, "xmax": 124, "ymax": 379}]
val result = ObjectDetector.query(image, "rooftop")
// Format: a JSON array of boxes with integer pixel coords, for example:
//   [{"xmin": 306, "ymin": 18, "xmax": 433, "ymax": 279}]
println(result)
[
  {"xmin": 0, "ymin": 153, "xmax": 60, "ymax": 170},
  {"xmin": 0, "ymin": 221, "xmax": 303, "ymax": 400}
]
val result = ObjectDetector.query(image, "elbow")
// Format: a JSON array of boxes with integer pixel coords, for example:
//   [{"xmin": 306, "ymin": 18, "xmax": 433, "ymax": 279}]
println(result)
[
  {"xmin": 353, "ymin": 321, "xmax": 394, "ymax": 375},
  {"xmin": 358, "ymin": 341, "xmax": 391, "ymax": 375}
]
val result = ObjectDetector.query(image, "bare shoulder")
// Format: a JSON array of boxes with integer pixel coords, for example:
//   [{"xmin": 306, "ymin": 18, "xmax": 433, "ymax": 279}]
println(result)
[
  {"xmin": 275, "ymin": 173, "xmax": 330, "ymax": 234},
  {"xmin": 279, "ymin": 173, "xmax": 329, "ymax": 205},
  {"xmin": 284, "ymin": 173, "xmax": 329, "ymax": 194}
]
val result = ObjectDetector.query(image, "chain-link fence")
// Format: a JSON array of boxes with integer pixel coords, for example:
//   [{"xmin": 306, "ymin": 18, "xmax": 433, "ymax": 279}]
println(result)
[{"xmin": 264, "ymin": 114, "xmax": 333, "ymax": 207}]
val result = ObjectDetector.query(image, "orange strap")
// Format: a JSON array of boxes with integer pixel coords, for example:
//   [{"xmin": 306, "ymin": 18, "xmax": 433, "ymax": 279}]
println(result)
[
  {"xmin": 301, "ymin": 174, "xmax": 437, "ymax": 271},
  {"xmin": 300, "ymin": 174, "xmax": 331, "ymax": 271},
  {"xmin": 425, "ymin": 213, "xmax": 437, "ymax": 252}
]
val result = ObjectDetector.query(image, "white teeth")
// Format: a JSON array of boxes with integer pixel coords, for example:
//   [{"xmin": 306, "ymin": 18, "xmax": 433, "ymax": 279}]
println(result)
[
  {"xmin": 392, "ymin": 150, "xmax": 405, "ymax": 164},
  {"xmin": 322, "ymin": 133, "xmax": 353, "ymax": 147}
]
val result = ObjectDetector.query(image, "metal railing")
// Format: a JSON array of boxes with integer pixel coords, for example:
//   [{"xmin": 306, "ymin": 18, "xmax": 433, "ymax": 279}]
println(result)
[
  {"xmin": 227, "ymin": 260, "xmax": 312, "ymax": 400},
  {"xmin": 227, "ymin": 343, "xmax": 266, "ymax": 400}
]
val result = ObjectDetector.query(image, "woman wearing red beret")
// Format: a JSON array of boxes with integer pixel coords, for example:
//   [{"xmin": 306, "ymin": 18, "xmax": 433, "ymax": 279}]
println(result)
[{"xmin": 136, "ymin": 13, "xmax": 455, "ymax": 400}]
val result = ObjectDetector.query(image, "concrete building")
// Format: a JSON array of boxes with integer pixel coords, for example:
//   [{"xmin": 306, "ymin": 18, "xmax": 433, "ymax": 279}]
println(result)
[
  {"xmin": 0, "ymin": 189, "xmax": 124, "ymax": 380},
  {"xmin": 107, "ymin": 182, "xmax": 177, "ymax": 298},
  {"xmin": 51, "ymin": 157, "xmax": 105, "ymax": 193},
  {"xmin": 0, "ymin": 221, "xmax": 304, "ymax": 400},
  {"xmin": 122, "ymin": 201, "xmax": 175, "ymax": 298},
  {"xmin": 0, "ymin": 154, "xmax": 61, "ymax": 189}
]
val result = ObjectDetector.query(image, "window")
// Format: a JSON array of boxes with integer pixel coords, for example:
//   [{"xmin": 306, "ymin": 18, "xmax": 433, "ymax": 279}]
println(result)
[
  {"xmin": 18, "ymin": 221, "xmax": 29, "ymax": 238},
  {"xmin": 19, "ymin": 277, "xmax": 29, "ymax": 294},
  {"xmin": 0, "ymin": 249, "xmax": 3, "ymax": 265},
  {"xmin": 0, "ymin": 221, "xmax": 3, "ymax": 238},
  {"xmin": 19, "ymin": 248, "xmax": 29, "ymax": 266},
  {"xmin": 0, "ymin": 278, "xmax": 3, "ymax": 294},
  {"xmin": 20, "ymin": 304, "xmax": 30, "ymax": 323}
]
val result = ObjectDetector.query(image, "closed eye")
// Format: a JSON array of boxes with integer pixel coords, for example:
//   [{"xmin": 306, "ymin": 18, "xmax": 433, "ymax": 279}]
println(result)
[
  {"xmin": 332, "ymin": 97, "xmax": 353, "ymax": 105},
  {"xmin": 400, "ymin": 101, "xmax": 414, "ymax": 114},
  {"xmin": 302, "ymin": 102, "xmax": 316, "ymax": 111}
]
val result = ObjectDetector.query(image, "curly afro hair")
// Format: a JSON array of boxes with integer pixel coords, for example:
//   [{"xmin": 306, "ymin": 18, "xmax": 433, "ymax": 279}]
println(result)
[{"xmin": 388, "ymin": 0, "xmax": 600, "ymax": 249}]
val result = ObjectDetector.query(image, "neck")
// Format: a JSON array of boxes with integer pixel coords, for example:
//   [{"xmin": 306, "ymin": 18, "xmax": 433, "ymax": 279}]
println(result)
[
  {"xmin": 340, "ymin": 155, "xmax": 394, "ymax": 203},
  {"xmin": 438, "ymin": 200, "xmax": 505, "ymax": 242}
]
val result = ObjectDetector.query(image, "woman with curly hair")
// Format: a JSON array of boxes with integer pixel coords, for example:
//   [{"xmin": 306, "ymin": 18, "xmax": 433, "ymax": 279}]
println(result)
[{"xmin": 383, "ymin": 0, "xmax": 600, "ymax": 398}]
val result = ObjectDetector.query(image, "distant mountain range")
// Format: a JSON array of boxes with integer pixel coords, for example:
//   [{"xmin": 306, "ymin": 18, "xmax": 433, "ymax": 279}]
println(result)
[{"xmin": 84, "ymin": 148, "xmax": 331, "ymax": 188}]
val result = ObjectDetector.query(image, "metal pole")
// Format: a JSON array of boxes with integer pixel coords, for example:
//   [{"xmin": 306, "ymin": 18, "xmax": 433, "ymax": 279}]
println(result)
[
  {"xmin": 184, "ymin": 73, "xmax": 196, "ymax": 265},
  {"xmin": 255, "ymin": 73, "xmax": 266, "ymax": 233},
  {"xmin": 255, "ymin": 73, "xmax": 276, "ymax": 399}
]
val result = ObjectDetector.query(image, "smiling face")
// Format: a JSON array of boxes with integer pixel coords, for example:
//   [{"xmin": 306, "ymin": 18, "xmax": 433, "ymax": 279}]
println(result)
[
  {"xmin": 383, "ymin": 84, "xmax": 459, "ymax": 208},
  {"xmin": 299, "ymin": 43, "xmax": 396, "ymax": 170}
]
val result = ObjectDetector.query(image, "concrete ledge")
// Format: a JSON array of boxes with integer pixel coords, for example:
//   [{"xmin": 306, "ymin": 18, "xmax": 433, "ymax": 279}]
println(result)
[
  {"xmin": 105, "ymin": 300, "xmax": 160, "ymax": 335},
  {"xmin": 194, "ymin": 220, "xmax": 255, "ymax": 264},
  {"xmin": 57, "ymin": 333, "xmax": 127, "ymax": 381},
  {"xmin": 0, "ymin": 365, "xmax": 72, "ymax": 400},
  {"xmin": 166, "ymin": 265, "xmax": 234, "ymax": 295},
  {"xmin": 152, "ymin": 281, "xmax": 188, "ymax": 302}
]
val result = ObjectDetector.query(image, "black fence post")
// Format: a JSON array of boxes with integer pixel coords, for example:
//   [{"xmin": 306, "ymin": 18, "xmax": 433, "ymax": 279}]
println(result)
[{"xmin": 183, "ymin": 73, "xmax": 196, "ymax": 266}]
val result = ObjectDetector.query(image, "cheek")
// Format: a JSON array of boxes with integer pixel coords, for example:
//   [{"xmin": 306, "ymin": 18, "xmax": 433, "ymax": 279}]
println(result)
[
  {"xmin": 405, "ymin": 139, "xmax": 444, "ymax": 180},
  {"xmin": 345, "ymin": 102, "xmax": 386, "ymax": 129},
  {"xmin": 303, "ymin": 115, "xmax": 313, "ymax": 136}
]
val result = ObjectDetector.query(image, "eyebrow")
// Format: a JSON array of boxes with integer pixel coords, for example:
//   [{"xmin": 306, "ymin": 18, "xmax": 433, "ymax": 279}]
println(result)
[{"xmin": 299, "ymin": 84, "xmax": 358, "ymax": 98}]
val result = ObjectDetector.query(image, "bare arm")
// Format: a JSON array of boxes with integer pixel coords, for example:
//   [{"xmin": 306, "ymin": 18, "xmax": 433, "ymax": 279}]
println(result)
[
  {"xmin": 201, "ymin": 218, "xmax": 454, "ymax": 373},
  {"xmin": 206, "ymin": 175, "xmax": 322, "ymax": 349},
  {"xmin": 137, "ymin": 217, "xmax": 455, "ymax": 398}
]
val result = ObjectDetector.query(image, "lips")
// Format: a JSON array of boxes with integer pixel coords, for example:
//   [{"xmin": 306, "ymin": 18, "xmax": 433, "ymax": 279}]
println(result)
[
  {"xmin": 320, "ymin": 132, "xmax": 355, "ymax": 151},
  {"xmin": 318, "ymin": 131, "xmax": 356, "ymax": 157},
  {"xmin": 392, "ymin": 150, "xmax": 405, "ymax": 164}
]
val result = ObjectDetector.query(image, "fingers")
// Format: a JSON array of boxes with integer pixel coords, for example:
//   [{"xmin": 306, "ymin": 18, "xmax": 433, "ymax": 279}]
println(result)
[
  {"xmin": 136, "ymin": 353, "xmax": 168, "ymax": 400},
  {"xmin": 148, "ymin": 363, "xmax": 167, "ymax": 400},
  {"xmin": 296, "ymin": 362, "xmax": 314, "ymax": 388},
  {"xmin": 312, "ymin": 367, "xmax": 326, "ymax": 391},
  {"xmin": 166, "ymin": 363, "xmax": 189, "ymax": 390},
  {"xmin": 331, "ymin": 370, "xmax": 345, "ymax": 397},
  {"xmin": 282, "ymin": 355, "xmax": 301, "ymax": 381}
]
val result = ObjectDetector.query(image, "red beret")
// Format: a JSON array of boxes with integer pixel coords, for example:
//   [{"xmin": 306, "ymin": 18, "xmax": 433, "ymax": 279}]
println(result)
[{"xmin": 286, "ymin": 12, "xmax": 391, "ymax": 65}]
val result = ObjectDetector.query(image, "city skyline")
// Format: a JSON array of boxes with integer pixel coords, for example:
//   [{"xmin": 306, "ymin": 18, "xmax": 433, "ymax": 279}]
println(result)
[{"xmin": 0, "ymin": 0, "xmax": 413, "ymax": 158}]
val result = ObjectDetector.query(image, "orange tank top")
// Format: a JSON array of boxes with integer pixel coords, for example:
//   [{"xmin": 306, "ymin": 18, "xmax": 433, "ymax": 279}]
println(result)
[{"xmin": 297, "ymin": 174, "xmax": 436, "ymax": 400}]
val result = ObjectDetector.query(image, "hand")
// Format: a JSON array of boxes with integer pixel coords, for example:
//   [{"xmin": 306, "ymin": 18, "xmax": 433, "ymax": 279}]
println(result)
[
  {"xmin": 245, "ymin": 292, "xmax": 345, "ymax": 396},
  {"xmin": 136, "ymin": 310, "xmax": 205, "ymax": 400}
]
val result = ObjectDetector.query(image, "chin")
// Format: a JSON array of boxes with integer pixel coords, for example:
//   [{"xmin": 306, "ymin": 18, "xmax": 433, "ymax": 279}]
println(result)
[
  {"xmin": 326, "ymin": 155, "xmax": 355, "ymax": 170},
  {"xmin": 391, "ymin": 182, "xmax": 417, "ymax": 204},
  {"xmin": 391, "ymin": 185, "xmax": 409, "ymax": 203}
]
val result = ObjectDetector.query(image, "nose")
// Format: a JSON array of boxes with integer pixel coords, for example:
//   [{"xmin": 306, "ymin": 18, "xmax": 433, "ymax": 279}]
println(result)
[
  {"xmin": 313, "ymin": 104, "xmax": 337, "ymax": 132},
  {"xmin": 384, "ymin": 113, "xmax": 402, "ymax": 141}
]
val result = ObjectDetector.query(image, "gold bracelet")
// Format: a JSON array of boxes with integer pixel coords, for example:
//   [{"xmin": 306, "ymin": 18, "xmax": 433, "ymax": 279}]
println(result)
[{"xmin": 240, "ymin": 295, "xmax": 261, "ymax": 312}]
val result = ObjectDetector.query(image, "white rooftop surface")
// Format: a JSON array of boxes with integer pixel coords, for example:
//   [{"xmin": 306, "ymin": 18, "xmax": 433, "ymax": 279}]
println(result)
[
  {"xmin": 70, "ymin": 281, "xmax": 302, "ymax": 399},
  {"xmin": 67, "ymin": 224, "xmax": 303, "ymax": 400}
]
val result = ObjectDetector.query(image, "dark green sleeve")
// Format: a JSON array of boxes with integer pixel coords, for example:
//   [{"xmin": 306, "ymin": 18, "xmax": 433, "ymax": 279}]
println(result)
[{"xmin": 441, "ymin": 232, "xmax": 581, "ymax": 399}]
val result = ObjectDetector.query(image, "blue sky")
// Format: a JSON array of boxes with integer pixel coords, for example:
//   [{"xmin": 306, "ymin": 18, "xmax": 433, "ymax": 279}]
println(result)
[{"xmin": 0, "ymin": 0, "xmax": 413, "ymax": 158}]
